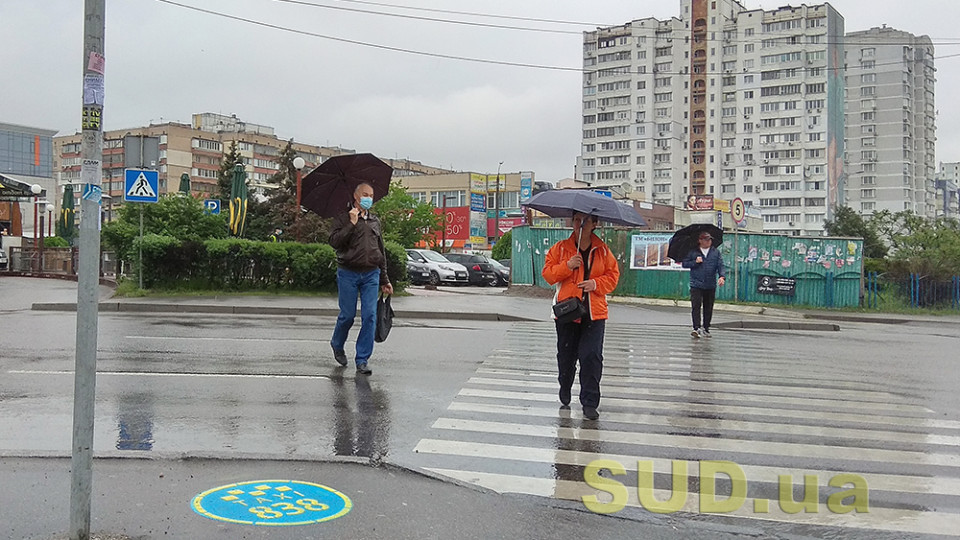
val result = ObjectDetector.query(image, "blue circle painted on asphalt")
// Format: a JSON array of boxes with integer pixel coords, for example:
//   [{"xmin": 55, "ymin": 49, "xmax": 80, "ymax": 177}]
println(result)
[{"xmin": 192, "ymin": 479, "xmax": 352, "ymax": 526}]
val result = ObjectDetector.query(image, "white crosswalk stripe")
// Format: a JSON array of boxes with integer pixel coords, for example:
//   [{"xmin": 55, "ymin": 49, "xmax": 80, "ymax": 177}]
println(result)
[{"xmin": 413, "ymin": 322, "xmax": 960, "ymax": 537}]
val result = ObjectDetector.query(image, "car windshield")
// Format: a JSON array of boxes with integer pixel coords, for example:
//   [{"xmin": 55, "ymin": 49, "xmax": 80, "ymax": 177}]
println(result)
[
  {"xmin": 489, "ymin": 259, "xmax": 505, "ymax": 270},
  {"xmin": 421, "ymin": 251, "xmax": 451, "ymax": 263}
]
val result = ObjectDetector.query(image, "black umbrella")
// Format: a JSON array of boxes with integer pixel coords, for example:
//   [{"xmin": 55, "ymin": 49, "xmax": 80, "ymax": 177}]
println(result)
[
  {"xmin": 300, "ymin": 153, "xmax": 393, "ymax": 218},
  {"xmin": 524, "ymin": 189, "xmax": 646, "ymax": 227},
  {"xmin": 667, "ymin": 223, "xmax": 724, "ymax": 262}
]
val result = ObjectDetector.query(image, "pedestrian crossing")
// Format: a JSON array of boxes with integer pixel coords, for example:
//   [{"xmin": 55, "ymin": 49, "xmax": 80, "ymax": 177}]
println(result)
[{"xmin": 413, "ymin": 322, "xmax": 960, "ymax": 537}]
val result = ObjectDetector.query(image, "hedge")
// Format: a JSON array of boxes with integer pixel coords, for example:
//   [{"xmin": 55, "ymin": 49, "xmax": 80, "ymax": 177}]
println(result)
[{"xmin": 134, "ymin": 236, "xmax": 408, "ymax": 291}]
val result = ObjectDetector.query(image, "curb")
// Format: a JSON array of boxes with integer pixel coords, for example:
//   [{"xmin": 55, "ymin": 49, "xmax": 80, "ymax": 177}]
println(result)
[
  {"xmin": 714, "ymin": 320, "xmax": 840, "ymax": 332},
  {"xmin": 30, "ymin": 302, "xmax": 535, "ymax": 322}
]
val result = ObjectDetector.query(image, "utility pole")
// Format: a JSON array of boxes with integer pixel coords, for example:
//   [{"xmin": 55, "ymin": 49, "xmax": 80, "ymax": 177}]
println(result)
[{"xmin": 71, "ymin": 1, "xmax": 104, "ymax": 539}]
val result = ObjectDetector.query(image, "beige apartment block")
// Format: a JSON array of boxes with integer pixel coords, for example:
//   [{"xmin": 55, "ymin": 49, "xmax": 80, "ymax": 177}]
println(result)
[{"xmin": 53, "ymin": 112, "xmax": 453, "ymax": 217}]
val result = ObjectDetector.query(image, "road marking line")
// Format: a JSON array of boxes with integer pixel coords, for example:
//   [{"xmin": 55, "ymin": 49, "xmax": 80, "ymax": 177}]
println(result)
[
  {"xmin": 415, "ymin": 438, "xmax": 960, "ymax": 497},
  {"xmin": 456, "ymin": 388, "xmax": 960, "ymax": 430},
  {"xmin": 432, "ymin": 417, "xmax": 960, "ymax": 468},
  {"xmin": 424, "ymin": 468, "xmax": 960, "ymax": 536},
  {"xmin": 448, "ymin": 401, "xmax": 960, "ymax": 447},
  {"xmin": 8, "ymin": 370, "xmax": 330, "ymax": 380}
]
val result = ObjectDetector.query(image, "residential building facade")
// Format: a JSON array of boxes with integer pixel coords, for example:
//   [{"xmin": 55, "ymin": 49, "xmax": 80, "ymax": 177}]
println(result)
[
  {"xmin": 844, "ymin": 27, "xmax": 937, "ymax": 217},
  {"xmin": 935, "ymin": 161, "xmax": 960, "ymax": 219},
  {"xmin": 578, "ymin": 0, "xmax": 846, "ymax": 236},
  {"xmin": 53, "ymin": 112, "xmax": 454, "ymax": 219}
]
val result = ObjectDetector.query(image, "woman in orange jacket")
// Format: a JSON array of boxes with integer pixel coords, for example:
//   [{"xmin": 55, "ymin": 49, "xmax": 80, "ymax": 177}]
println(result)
[{"xmin": 541, "ymin": 212, "xmax": 621, "ymax": 420}]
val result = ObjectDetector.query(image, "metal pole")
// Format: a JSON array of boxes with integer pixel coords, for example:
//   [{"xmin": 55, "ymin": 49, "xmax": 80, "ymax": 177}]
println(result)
[
  {"xmin": 295, "ymin": 168, "xmax": 302, "ymax": 242},
  {"xmin": 494, "ymin": 161, "xmax": 502, "ymax": 245},
  {"xmin": 441, "ymin": 196, "xmax": 447, "ymax": 253},
  {"xmin": 71, "ymin": 1, "xmax": 104, "ymax": 538},
  {"xmin": 734, "ymin": 225, "xmax": 739, "ymax": 302},
  {"xmin": 139, "ymin": 205, "xmax": 143, "ymax": 290}
]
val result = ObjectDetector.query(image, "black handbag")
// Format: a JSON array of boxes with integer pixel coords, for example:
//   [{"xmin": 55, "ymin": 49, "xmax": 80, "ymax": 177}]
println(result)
[
  {"xmin": 375, "ymin": 294, "xmax": 394, "ymax": 343},
  {"xmin": 552, "ymin": 296, "xmax": 587, "ymax": 324}
]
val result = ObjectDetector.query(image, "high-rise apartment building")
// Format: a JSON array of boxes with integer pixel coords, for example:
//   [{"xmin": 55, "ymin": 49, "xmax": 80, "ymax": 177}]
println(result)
[
  {"xmin": 578, "ymin": 0, "xmax": 846, "ymax": 235},
  {"xmin": 935, "ymin": 162, "xmax": 960, "ymax": 219},
  {"xmin": 844, "ymin": 27, "xmax": 936, "ymax": 217}
]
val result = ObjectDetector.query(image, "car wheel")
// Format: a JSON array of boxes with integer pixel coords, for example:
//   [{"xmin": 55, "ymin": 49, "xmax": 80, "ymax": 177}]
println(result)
[{"xmin": 429, "ymin": 271, "xmax": 440, "ymax": 286}]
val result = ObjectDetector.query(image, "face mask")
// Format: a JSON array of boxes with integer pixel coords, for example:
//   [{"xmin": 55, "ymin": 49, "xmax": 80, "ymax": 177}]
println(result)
[{"xmin": 359, "ymin": 196, "xmax": 373, "ymax": 210}]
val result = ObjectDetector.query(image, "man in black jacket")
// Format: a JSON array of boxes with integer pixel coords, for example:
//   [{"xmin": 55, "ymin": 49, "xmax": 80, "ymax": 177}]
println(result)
[{"xmin": 328, "ymin": 183, "xmax": 393, "ymax": 375}]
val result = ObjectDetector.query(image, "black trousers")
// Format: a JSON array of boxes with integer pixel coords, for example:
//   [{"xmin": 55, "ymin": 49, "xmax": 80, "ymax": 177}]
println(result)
[
  {"xmin": 690, "ymin": 287, "xmax": 716, "ymax": 330},
  {"xmin": 555, "ymin": 318, "xmax": 606, "ymax": 408}
]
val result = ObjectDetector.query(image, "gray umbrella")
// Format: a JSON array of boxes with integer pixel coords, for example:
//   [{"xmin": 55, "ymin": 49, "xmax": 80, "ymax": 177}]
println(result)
[{"xmin": 524, "ymin": 189, "xmax": 647, "ymax": 227}]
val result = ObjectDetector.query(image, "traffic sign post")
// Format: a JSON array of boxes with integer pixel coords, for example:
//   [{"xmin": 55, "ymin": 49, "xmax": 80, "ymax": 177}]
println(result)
[
  {"xmin": 123, "ymin": 168, "xmax": 159, "ymax": 290},
  {"xmin": 730, "ymin": 198, "xmax": 746, "ymax": 302},
  {"xmin": 204, "ymin": 199, "xmax": 221, "ymax": 215}
]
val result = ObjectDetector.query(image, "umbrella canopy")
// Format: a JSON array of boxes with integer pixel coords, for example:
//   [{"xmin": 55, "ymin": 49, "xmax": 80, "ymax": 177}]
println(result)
[
  {"xmin": 524, "ymin": 189, "xmax": 647, "ymax": 227},
  {"xmin": 300, "ymin": 153, "xmax": 393, "ymax": 218},
  {"xmin": 178, "ymin": 172, "xmax": 191, "ymax": 194},
  {"xmin": 57, "ymin": 184, "xmax": 76, "ymax": 243},
  {"xmin": 667, "ymin": 223, "xmax": 724, "ymax": 262},
  {"xmin": 228, "ymin": 164, "xmax": 248, "ymax": 237}
]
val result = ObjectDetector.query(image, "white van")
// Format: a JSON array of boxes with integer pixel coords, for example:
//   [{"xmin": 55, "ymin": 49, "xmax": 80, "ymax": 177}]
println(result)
[{"xmin": 405, "ymin": 249, "xmax": 468, "ymax": 286}]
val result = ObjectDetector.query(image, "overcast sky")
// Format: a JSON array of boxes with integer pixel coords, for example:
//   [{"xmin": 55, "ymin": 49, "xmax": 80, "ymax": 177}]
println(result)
[{"xmin": 2, "ymin": 0, "xmax": 958, "ymax": 183}]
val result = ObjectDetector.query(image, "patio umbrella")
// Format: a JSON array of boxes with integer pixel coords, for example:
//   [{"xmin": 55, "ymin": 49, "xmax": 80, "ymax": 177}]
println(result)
[
  {"xmin": 178, "ymin": 172, "xmax": 191, "ymax": 194},
  {"xmin": 228, "ymin": 164, "xmax": 248, "ymax": 237},
  {"xmin": 667, "ymin": 223, "xmax": 724, "ymax": 262},
  {"xmin": 524, "ymin": 189, "xmax": 647, "ymax": 227},
  {"xmin": 57, "ymin": 184, "xmax": 76, "ymax": 243},
  {"xmin": 300, "ymin": 153, "xmax": 392, "ymax": 218}
]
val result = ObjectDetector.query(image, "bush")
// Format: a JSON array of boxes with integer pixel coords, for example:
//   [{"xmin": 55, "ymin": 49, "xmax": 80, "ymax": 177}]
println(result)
[
  {"xmin": 491, "ymin": 230, "xmax": 512, "ymax": 261},
  {"xmin": 384, "ymin": 240, "xmax": 408, "ymax": 289}
]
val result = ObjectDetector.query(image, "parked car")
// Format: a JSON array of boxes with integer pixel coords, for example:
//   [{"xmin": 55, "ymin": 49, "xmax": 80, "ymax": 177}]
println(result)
[
  {"xmin": 444, "ymin": 253, "xmax": 497, "ymax": 286},
  {"xmin": 498, "ymin": 259, "xmax": 511, "ymax": 269},
  {"xmin": 406, "ymin": 252, "xmax": 432, "ymax": 285},
  {"xmin": 405, "ymin": 249, "xmax": 469, "ymax": 286},
  {"xmin": 488, "ymin": 258, "xmax": 510, "ymax": 287}
]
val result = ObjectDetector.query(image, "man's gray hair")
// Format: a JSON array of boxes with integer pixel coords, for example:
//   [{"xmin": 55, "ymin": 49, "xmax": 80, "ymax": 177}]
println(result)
[{"xmin": 354, "ymin": 182, "xmax": 374, "ymax": 195}]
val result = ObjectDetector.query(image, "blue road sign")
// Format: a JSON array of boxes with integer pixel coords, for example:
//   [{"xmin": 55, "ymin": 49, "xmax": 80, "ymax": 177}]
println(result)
[
  {"xmin": 203, "ymin": 199, "xmax": 221, "ymax": 215},
  {"xmin": 192, "ymin": 479, "xmax": 352, "ymax": 526},
  {"xmin": 124, "ymin": 169, "xmax": 159, "ymax": 203},
  {"xmin": 593, "ymin": 190, "xmax": 612, "ymax": 198}
]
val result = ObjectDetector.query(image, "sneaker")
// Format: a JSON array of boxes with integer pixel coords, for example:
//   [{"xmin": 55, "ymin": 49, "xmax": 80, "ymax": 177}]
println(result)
[
  {"xmin": 691, "ymin": 329, "xmax": 701, "ymax": 339},
  {"xmin": 583, "ymin": 406, "xmax": 600, "ymax": 420},
  {"xmin": 333, "ymin": 348, "xmax": 348, "ymax": 367},
  {"xmin": 559, "ymin": 387, "xmax": 571, "ymax": 407},
  {"xmin": 701, "ymin": 328, "xmax": 712, "ymax": 337},
  {"xmin": 356, "ymin": 364, "xmax": 372, "ymax": 376}
]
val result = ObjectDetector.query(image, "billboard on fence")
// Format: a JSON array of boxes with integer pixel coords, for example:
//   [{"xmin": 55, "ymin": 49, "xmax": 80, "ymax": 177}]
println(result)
[{"xmin": 630, "ymin": 233, "xmax": 682, "ymax": 270}]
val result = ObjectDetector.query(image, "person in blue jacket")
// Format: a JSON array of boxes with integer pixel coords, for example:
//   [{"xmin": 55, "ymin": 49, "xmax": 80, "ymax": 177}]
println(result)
[{"xmin": 682, "ymin": 231, "xmax": 726, "ymax": 338}]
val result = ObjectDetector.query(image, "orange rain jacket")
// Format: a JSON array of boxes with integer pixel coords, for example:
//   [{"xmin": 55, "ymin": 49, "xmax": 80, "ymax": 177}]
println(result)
[{"xmin": 541, "ymin": 232, "xmax": 621, "ymax": 321}]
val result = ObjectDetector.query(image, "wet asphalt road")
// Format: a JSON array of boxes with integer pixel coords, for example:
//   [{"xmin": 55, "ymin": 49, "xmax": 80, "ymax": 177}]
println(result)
[{"xmin": 2, "ymin": 277, "xmax": 960, "ymax": 539}]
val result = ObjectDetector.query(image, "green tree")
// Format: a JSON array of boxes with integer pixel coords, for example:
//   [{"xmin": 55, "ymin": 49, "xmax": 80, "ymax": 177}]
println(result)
[
  {"xmin": 102, "ymin": 194, "xmax": 228, "ymax": 263},
  {"xmin": 823, "ymin": 205, "xmax": 887, "ymax": 259},
  {"xmin": 491, "ymin": 229, "xmax": 512, "ymax": 260},
  {"xmin": 217, "ymin": 141, "xmax": 243, "ymax": 202},
  {"xmin": 869, "ymin": 210, "xmax": 960, "ymax": 280},
  {"xmin": 243, "ymin": 140, "xmax": 331, "ymax": 243},
  {"xmin": 372, "ymin": 181, "xmax": 443, "ymax": 247}
]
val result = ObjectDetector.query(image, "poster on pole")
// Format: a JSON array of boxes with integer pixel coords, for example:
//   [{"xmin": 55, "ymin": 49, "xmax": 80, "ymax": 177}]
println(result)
[{"xmin": 469, "ymin": 173, "xmax": 487, "ymax": 245}]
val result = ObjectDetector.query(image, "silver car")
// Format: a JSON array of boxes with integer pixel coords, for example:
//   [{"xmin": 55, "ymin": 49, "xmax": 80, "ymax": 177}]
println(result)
[{"xmin": 405, "ymin": 249, "xmax": 469, "ymax": 285}]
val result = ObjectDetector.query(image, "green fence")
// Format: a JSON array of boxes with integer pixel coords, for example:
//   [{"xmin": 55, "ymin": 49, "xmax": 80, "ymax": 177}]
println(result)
[{"xmin": 511, "ymin": 226, "xmax": 864, "ymax": 309}]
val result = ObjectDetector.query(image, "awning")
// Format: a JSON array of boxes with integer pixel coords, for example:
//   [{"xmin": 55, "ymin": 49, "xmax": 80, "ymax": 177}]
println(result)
[{"xmin": 0, "ymin": 173, "xmax": 46, "ymax": 201}]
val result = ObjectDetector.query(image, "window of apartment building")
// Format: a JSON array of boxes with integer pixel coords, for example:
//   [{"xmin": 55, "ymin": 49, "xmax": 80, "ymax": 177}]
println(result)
[
  {"xmin": 861, "ymin": 111, "xmax": 875, "ymax": 122},
  {"xmin": 636, "ymin": 156, "xmax": 645, "ymax": 165},
  {"xmin": 861, "ymin": 86, "xmax": 876, "ymax": 97},
  {"xmin": 861, "ymin": 48, "xmax": 875, "ymax": 58},
  {"xmin": 783, "ymin": 165, "xmax": 797, "ymax": 175},
  {"xmin": 723, "ymin": 76, "xmax": 737, "ymax": 86},
  {"xmin": 655, "ymin": 107, "xmax": 669, "ymax": 117},
  {"xmin": 783, "ymin": 133, "xmax": 801, "ymax": 142},
  {"xmin": 654, "ymin": 169, "xmax": 671, "ymax": 179},
  {"xmin": 861, "ymin": 176, "xmax": 876, "ymax": 185},
  {"xmin": 860, "ymin": 124, "xmax": 875, "ymax": 135},
  {"xmin": 760, "ymin": 102, "xmax": 780, "ymax": 113},
  {"xmin": 780, "ymin": 117, "xmax": 797, "ymax": 127},
  {"xmin": 654, "ymin": 62, "xmax": 671, "ymax": 72},
  {"xmin": 805, "ymin": 197, "xmax": 826, "ymax": 207},
  {"xmin": 655, "ymin": 77, "xmax": 672, "ymax": 88},
  {"xmin": 806, "ymin": 83, "xmax": 825, "ymax": 94},
  {"xmin": 861, "ymin": 189, "xmax": 876, "ymax": 199},
  {"xmin": 583, "ymin": 115, "xmax": 597, "ymax": 125},
  {"xmin": 862, "ymin": 137, "xmax": 876, "ymax": 147},
  {"xmin": 759, "ymin": 198, "xmax": 778, "ymax": 207},
  {"xmin": 861, "ymin": 202, "xmax": 875, "ymax": 212},
  {"xmin": 583, "ymin": 129, "xmax": 596, "ymax": 139},
  {"xmin": 584, "ymin": 144, "xmax": 596, "ymax": 152},
  {"xmin": 656, "ymin": 123, "xmax": 671, "ymax": 132},
  {"xmin": 744, "ymin": 43, "xmax": 755, "ymax": 53},
  {"xmin": 780, "ymin": 198, "xmax": 801, "ymax": 207},
  {"xmin": 763, "ymin": 166, "xmax": 778, "ymax": 176},
  {"xmin": 861, "ymin": 73, "xmax": 877, "ymax": 84},
  {"xmin": 808, "ymin": 132, "xmax": 822, "ymax": 142},
  {"xmin": 861, "ymin": 150, "xmax": 877, "ymax": 161},
  {"xmin": 195, "ymin": 139, "xmax": 221, "ymax": 151},
  {"xmin": 722, "ymin": 107, "xmax": 736, "ymax": 117}
]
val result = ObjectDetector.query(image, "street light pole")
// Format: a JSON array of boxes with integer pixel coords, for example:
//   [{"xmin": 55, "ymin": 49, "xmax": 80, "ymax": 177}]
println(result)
[
  {"xmin": 293, "ymin": 156, "xmax": 305, "ymax": 242},
  {"xmin": 494, "ymin": 161, "xmax": 503, "ymax": 245}
]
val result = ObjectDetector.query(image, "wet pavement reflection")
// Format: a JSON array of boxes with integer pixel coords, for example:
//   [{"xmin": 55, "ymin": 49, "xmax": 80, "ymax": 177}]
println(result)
[
  {"xmin": 115, "ymin": 392, "xmax": 155, "ymax": 451},
  {"xmin": 331, "ymin": 370, "xmax": 391, "ymax": 462}
]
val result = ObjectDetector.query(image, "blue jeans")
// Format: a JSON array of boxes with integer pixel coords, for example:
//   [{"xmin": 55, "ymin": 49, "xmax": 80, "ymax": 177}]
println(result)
[{"xmin": 331, "ymin": 267, "xmax": 380, "ymax": 366}]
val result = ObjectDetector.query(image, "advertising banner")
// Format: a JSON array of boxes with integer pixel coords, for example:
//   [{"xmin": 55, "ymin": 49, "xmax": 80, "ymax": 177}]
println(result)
[
  {"xmin": 630, "ymin": 232, "xmax": 682, "ymax": 270},
  {"xmin": 519, "ymin": 171, "xmax": 533, "ymax": 203},
  {"xmin": 469, "ymin": 173, "xmax": 487, "ymax": 245}
]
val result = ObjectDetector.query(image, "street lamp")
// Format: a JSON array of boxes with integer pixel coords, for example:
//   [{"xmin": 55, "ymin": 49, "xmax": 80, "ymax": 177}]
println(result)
[
  {"xmin": 46, "ymin": 203, "xmax": 55, "ymax": 237},
  {"xmin": 293, "ymin": 156, "xmax": 305, "ymax": 242},
  {"xmin": 494, "ymin": 161, "xmax": 503, "ymax": 244}
]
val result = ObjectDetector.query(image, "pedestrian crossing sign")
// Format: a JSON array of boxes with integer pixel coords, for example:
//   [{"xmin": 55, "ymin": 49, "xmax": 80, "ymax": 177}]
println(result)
[{"xmin": 124, "ymin": 169, "xmax": 159, "ymax": 203}]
